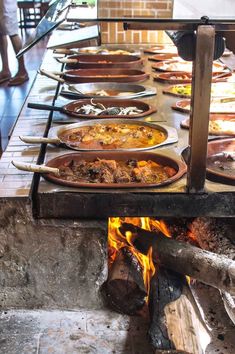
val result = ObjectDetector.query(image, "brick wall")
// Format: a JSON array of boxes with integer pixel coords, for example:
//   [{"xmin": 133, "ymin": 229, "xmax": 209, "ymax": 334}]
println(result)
[{"xmin": 98, "ymin": 0, "xmax": 174, "ymax": 44}]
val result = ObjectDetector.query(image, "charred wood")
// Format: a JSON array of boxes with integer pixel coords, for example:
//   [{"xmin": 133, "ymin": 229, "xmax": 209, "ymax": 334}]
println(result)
[
  {"xmin": 155, "ymin": 351, "xmax": 192, "ymax": 354},
  {"xmin": 102, "ymin": 247, "xmax": 147, "ymax": 315},
  {"xmin": 119, "ymin": 223, "xmax": 235, "ymax": 296},
  {"xmin": 149, "ymin": 268, "xmax": 210, "ymax": 354},
  {"xmin": 190, "ymin": 217, "xmax": 235, "ymax": 324}
]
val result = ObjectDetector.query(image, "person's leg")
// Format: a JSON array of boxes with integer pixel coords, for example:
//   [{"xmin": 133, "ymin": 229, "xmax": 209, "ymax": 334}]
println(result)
[
  {"xmin": 9, "ymin": 34, "xmax": 27, "ymax": 76},
  {"xmin": 0, "ymin": 34, "xmax": 11, "ymax": 81}
]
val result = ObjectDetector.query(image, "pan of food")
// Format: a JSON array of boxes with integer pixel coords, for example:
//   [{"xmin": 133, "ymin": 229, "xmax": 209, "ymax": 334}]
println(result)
[
  {"xmin": 152, "ymin": 60, "xmax": 225, "ymax": 73},
  {"xmin": 19, "ymin": 119, "xmax": 178, "ymax": 151},
  {"xmin": 57, "ymin": 54, "xmax": 143, "ymax": 69},
  {"xmin": 163, "ymin": 82, "xmax": 235, "ymax": 98},
  {"xmin": 181, "ymin": 114, "xmax": 235, "ymax": 136},
  {"xmin": 148, "ymin": 53, "xmax": 180, "ymax": 62},
  {"xmin": 207, "ymin": 138, "xmax": 235, "ymax": 184},
  {"xmin": 39, "ymin": 68, "xmax": 149, "ymax": 83},
  {"xmin": 54, "ymin": 46, "xmax": 141, "ymax": 56},
  {"xmin": 27, "ymin": 98, "xmax": 157, "ymax": 119},
  {"xmin": 153, "ymin": 71, "xmax": 232, "ymax": 84},
  {"xmin": 144, "ymin": 45, "xmax": 178, "ymax": 55},
  {"xmin": 12, "ymin": 151, "xmax": 187, "ymax": 188},
  {"xmin": 59, "ymin": 82, "xmax": 157, "ymax": 100},
  {"xmin": 173, "ymin": 98, "xmax": 235, "ymax": 114}
]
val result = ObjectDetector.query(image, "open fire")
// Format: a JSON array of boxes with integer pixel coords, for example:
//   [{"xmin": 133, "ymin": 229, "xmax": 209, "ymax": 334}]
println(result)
[
  {"xmin": 107, "ymin": 217, "xmax": 191, "ymax": 300},
  {"xmin": 103, "ymin": 217, "xmax": 235, "ymax": 353}
]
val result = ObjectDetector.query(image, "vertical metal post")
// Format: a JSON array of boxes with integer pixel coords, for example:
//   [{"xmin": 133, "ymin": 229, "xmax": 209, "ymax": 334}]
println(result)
[{"xmin": 187, "ymin": 25, "xmax": 215, "ymax": 193}]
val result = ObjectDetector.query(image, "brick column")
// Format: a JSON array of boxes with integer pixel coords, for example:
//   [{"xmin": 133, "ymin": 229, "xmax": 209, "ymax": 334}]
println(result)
[{"xmin": 98, "ymin": 0, "xmax": 173, "ymax": 44}]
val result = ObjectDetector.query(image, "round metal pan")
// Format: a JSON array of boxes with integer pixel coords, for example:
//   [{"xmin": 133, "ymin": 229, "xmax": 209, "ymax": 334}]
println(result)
[
  {"xmin": 153, "ymin": 71, "xmax": 232, "ymax": 84},
  {"xmin": 44, "ymin": 151, "xmax": 186, "ymax": 188},
  {"xmin": 61, "ymin": 68, "xmax": 149, "ymax": 83},
  {"xmin": 148, "ymin": 53, "xmax": 180, "ymax": 62},
  {"xmin": 163, "ymin": 82, "xmax": 235, "ymax": 99},
  {"xmin": 60, "ymin": 82, "xmax": 157, "ymax": 100},
  {"xmin": 144, "ymin": 45, "xmax": 178, "ymax": 55},
  {"xmin": 181, "ymin": 114, "xmax": 235, "ymax": 136},
  {"xmin": 152, "ymin": 60, "xmax": 225, "ymax": 73},
  {"xmin": 20, "ymin": 119, "xmax": 178, "ymax": 152},
  {"xmin": 27, "ymin": 98, "xmax": 157, "ymax": 119},
  {"xmin": 207, "ymin": 138, "xmax": 235, "ymax": 185},
  {"xmin": 72, "ymin": 46, "xmax": 141, "ymax": 56},
  {"xmin": 173, "ymin": 98, "xmax": 235, "ymax": 114},
  {"xmin": 59, "ymin": 54, "xmax": 143, "ymax": 69}
]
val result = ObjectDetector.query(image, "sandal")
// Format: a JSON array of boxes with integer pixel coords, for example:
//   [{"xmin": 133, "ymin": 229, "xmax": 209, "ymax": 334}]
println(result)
[
  {"xmin": 0, "ymin": 75, "xmax": 11, "ymax": 84},
  {"xmin": 8, "ymin": 74, "xmax": 29, "ymax": 86}
]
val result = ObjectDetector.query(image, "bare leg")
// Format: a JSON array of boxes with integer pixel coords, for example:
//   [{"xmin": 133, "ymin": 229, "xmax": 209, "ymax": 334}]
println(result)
[
  {"xmin": 0, "ymin": 34, "xmax": 11, "ymax": 80},
  {"xmin": 9, "ymin": 34, "xmax": 27, "ymax": 76}
]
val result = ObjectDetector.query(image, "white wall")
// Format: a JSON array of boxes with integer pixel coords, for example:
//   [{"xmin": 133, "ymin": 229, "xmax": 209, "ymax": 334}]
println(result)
[{"xmin": 173, "ymin": 0, "xmax": 235, "ymax": 19}]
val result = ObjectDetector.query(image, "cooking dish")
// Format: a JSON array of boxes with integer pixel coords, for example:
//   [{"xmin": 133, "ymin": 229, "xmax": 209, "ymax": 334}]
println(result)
[
  {"xmin": 12, "ymin": 151, "xmax": 186, "ymax": 188},
  {"xmin": 163, "ymin": 82, "xmax": 235, "ymax": 98},
  {"xmin": 173, "ymin": 98, "xmax": 235, "ymax": 114},
  {"xmin": 152, "ymin": 60, "xmax": 225, "ymax": 73},
  {"xmin": 148, "ymin": 53, "xmax": 180, "ymax": 62},
  {"xmin": 19, "ymin": 119, "xmax": 178, "ymax": 151},
  {"xmin": 144, "ymin": 45, "xmax": 178, "ymax": 55},
  {"xmin": 207, "ymin": 138, "xmax": 235, "ymax": 184},
  {"xmin": 27, "ymin": 99, "xmax": 157, "ymax": 119},
  {"xmin": 181, "ymin": 114, "xmax": 235, "ymax": 136},
  {"xmin": 57, "ymin": 54, "xmax": 143, "ymax": 69},
  {"xmin": 39, "ymin": 68, "xmax": 149, "ymax": 83},
  {"xmin": 60, "ymin": 82, "xmax": 157, "ymax": 100},
  {"xmin": 153, "ymin": 71, "xmax": 232, "ymax": 84},
  {"xmin": 70, "ymin": 46, "xmax": 141, "ymax": 56}
]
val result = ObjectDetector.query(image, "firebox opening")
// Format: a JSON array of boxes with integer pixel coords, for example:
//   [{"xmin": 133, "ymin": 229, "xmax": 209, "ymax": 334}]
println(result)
[{"xmin": 101, "ymin": 217, "xmax": 234, "ymax": 354}]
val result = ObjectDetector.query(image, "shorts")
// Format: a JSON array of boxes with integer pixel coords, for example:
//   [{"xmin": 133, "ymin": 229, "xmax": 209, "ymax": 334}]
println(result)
[{"xmin": 0, "ymin": 11, "xmax": 18, "ymax": 36}]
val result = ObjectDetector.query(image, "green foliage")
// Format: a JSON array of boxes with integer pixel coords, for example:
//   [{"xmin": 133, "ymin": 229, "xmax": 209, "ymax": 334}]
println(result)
[{"xmin": 72, "ymin": 0, "xmax": 97, "ymax": 7}]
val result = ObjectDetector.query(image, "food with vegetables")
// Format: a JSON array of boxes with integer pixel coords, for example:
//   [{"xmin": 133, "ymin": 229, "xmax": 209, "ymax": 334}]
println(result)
[
  {"xmin": 57, "ymin": 158, "xmax": 176, "ymax": 184},
  {"xmin": 59, "ymin": 123, "xmax": 167, "ymax": 150}
]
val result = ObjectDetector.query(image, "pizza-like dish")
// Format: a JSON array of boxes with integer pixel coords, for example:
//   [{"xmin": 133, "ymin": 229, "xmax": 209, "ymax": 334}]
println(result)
[
  {"xmin": 181, "ymin": 115, "xmax": 235, "ymax": 136},
  {"xmin": 164, "ymin": 83, "xmax": 235, "ymax": 98}
]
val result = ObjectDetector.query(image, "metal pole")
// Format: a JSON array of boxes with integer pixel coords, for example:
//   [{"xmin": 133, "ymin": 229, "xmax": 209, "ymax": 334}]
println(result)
[{"xmin": 187, "ymin": 25, "xmax": 215, "ymax": 193}]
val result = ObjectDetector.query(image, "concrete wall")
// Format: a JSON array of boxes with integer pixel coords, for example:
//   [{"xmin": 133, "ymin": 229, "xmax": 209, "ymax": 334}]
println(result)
[{"xmin": 0, "ymin": 199, "xmax": 108, "ymax": 310}]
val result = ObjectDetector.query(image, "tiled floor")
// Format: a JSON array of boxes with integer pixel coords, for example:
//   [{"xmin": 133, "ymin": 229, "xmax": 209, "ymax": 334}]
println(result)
[{"xmin": 0, "ymin": 31, "xmax": 48, "ymax": 152}]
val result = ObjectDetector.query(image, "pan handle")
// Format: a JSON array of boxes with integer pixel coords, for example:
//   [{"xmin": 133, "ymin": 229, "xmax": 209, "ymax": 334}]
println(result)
[
  {"xmin": 53, "ymin": 48, "xmax": 76, "ymax": 55},
  {"xmin": 38, "ymin": 69, "xmax": 65, "ymax": 83},
  {"xmin": 56, "ymin": 57, "xmax": 78, "ymax": 64},
  {"xmin": 27, "ymin": 102, "xmax": 63, "ymax": 112},
  {"xmin": 11, "ymin": 160, "xmax": 60, "ymax": 176},
  {"xmin": 19, "ymin": 136, "xmax": 60, "ymax": 144}
]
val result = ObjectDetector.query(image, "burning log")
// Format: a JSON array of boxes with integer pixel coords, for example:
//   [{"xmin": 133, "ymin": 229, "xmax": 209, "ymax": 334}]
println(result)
[
  {"xmin": 149, "ymin": 267, "xmax": 210, "ymax": 354},
  {"xmin": 119, "ymin": 223, "xmax": 235, "ymax": 296},
  {"xmin": 102, "ymin": 247, "xmax": 147, "ymax": 315}
]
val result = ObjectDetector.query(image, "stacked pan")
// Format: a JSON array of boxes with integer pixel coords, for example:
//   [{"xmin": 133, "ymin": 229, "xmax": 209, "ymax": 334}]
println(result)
[
  {"xmin": 13, "ymin": 45, "xmax": 187, "ymax": 188},
  {"xmin": 144, "ymin": 44, "xmax": 235, "ymax": 185}
]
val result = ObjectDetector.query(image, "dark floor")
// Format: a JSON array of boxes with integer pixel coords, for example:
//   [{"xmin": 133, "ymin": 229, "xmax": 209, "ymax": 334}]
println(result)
[{"xmin": 0, "ymin": 30, "xmax": 48, "ymax": 152}]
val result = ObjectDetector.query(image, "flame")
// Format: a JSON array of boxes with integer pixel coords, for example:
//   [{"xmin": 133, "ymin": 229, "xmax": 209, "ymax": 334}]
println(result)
[{"xmin": 108, "ymin": 217, "xmax": 171, "ymax": 296}]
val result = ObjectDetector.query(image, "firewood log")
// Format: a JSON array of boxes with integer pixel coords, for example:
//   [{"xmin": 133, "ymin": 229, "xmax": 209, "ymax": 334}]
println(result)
[
  {"xmin": 102, "ymin": 247, "xmax": 147, "ymax": 315},
  {"xmin": 155, "ymin": 351, "xmax": 192, "ymax": 353},
  {"xmin": 190, "ymin": 217, "xmax": 235, "ymax": 324},
  {"xmin": 119, "ymin": 223, "xmax": 235, "ymax": 296},
  {"xmin": 149, "ymin": 268, "xmax": 210, "ymax": 354}
]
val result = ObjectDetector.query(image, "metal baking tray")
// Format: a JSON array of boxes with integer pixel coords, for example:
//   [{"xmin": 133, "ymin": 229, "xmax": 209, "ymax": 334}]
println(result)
[{"xmin": 60, "ymin": 82, "xmax": 157, "ymax": 100}]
